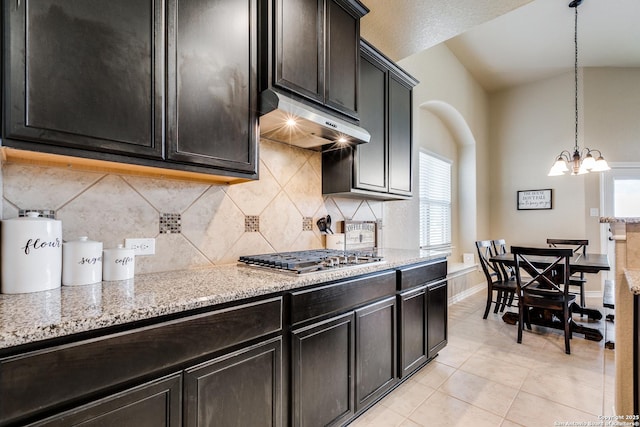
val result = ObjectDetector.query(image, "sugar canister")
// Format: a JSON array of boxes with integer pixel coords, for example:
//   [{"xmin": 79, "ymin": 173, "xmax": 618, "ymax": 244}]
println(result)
[
  {"xmin": 1, "ymin": 212, "xmax": 62, "ymax": 294},
  {"xmin": 62, "ymin": 236, "xmax": 103, "ymax": 286}
]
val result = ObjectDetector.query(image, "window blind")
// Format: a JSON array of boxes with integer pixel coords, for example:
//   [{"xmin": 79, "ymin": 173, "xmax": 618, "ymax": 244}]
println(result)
[{"xmin": 419, "ymin": 151, "xmax": 452, "ymax": 250}]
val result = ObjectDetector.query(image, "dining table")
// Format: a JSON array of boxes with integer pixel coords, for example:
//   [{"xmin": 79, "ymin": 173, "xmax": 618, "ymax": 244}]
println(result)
[{"xmin": 489, "ymin": 251, "xmax": 610, "ymax": 341}]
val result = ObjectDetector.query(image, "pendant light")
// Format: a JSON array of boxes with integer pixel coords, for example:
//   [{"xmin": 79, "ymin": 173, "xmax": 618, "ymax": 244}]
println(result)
[{"xmin": 548, "ymin": 0, "xmax": 610, "ymax": 176}]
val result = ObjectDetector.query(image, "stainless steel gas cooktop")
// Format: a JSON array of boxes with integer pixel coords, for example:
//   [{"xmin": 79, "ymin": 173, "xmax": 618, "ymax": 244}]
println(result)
[{"xmin": 238, "ymin": 249, "xmax": 384, "ymax": 275}]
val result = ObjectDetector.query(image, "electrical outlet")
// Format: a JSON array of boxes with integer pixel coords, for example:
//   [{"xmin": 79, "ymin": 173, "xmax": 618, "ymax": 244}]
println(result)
[{"xmin": 125, "ymin": 238, "xmax": 156, "ymax": 256}]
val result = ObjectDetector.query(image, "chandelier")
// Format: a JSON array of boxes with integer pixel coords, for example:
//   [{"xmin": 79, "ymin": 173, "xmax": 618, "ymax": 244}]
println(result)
[{"xmin": 548, "ymin": 0, "xmax": 610, "ymax": 176}]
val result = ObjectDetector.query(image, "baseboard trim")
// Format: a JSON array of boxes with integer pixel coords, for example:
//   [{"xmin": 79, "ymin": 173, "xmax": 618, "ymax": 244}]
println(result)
[{"xmin": 448, "ymin": 282, "xmax": 485, "ymax": 305}]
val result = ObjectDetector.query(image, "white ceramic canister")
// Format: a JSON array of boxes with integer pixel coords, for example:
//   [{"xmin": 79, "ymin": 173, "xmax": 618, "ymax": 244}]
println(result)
[
  {"xmin": 62, "ymin": 237, "xmax": 103, "ymax": 286},
  {"xmin": 102, "ymin": 244, "xmax": 135, "ymax": 281},
  {"xmin": 1, "ymin": 212, "xmax": 62, "ymax": 294}
]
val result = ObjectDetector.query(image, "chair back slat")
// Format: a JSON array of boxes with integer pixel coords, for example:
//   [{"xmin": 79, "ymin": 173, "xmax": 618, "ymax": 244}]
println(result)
[
  {"xmin": 546, "ymin": 238, "xmax": 588, "ymax": 255},
  {"xmin": 511, "ymin": 246, "xmax": 573, "ymax": 296},
  {"xmin": 492, "ymin": 239, "xmax": 515, "ymax": 280},
  {"xmin": 475, "ymin": 240, "xmax": 502, "ymax": 283}
]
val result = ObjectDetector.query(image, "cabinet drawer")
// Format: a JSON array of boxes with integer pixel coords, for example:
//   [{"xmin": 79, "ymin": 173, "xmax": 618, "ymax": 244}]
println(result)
[
  {"xmin": 397, "ymin": 260, "xmax": 447, "ymax": 290},
  {"xmin": 0, "ymin": 297, "xmax": 282, "ymax": 425},
  {"xmin": 27, "ymin": 373, "xmax": 182, "ymax": 427},
  {"xmin": 290, "ymin": 271, "xmax": 396, "ymax": 326}
]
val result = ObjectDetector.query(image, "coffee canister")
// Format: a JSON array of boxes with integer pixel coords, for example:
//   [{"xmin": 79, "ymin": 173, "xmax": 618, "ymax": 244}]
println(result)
[
  {"xmin": 102, "ymin": 244, "xmax": 135, "ymax": 281},
  {"xmin": 1, "ymin": 212, "xmax": 62, "ymax": 294},
  {"xmin": 63, "ymin": 237, "xmax": 103, "ymax": 286}
]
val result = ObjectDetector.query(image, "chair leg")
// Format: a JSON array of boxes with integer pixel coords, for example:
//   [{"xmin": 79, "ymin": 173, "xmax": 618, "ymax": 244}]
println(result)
[
  {"xmin": 564, "ymin": 305, "xmax": 572, "ymax": 354},
  {"xmin": 493, "ymin": 290, "xmax": 502, "ymax": 313},
  {"xmin": 483, "ymin": 287, "xmax": 492, "ymax": 319},
  {"xmin": 499, "ymin": 291, "xmax": 508, "ymax": 312},
  {"xmin": 507, "ymin": 291, "xmax": 515, "ymax": 308},
  {"xmin": 517, "ymin": 303, "xmax": 523, "ymax": 344}
]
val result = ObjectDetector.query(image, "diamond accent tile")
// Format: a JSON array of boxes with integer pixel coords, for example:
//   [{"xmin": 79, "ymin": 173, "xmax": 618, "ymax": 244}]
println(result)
[
  {"xmin": 160, "ymin": 213, "xmax": 181, "ymax": 234},
  {"xmin": 19, "ymin": 209, "xmax": 56, "ymax": 219},
  {"xmin": 302, "ymin": 217, "xmax": 313, "ymax": 231},
  {"xmin": 245, "ymin": 215, "xmax": 260, "ymax": 232},
  {"xmin": 332, "ymin": 197, "xmax": 364, "ymax": 220}
]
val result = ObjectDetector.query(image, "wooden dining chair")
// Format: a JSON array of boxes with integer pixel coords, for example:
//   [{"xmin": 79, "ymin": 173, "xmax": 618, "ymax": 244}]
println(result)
[
  {"xmin": 546, "ymin": 238, "xmax": 588, "ymax": 308},
  {"xmin": 475, "ymin": 240, "xmax": 516, "ymax": 319},
  {"xmin": 492, "ymin": 238, "xmax": 517, "ymax": 307},
  {"xmin": 512, "ymin": 246, "xmax": 576, "ymax": 354}
]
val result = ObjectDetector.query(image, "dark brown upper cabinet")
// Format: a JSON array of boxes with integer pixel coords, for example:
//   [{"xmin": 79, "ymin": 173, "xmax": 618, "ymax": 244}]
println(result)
[
  {"xmin": 166, "ymin": 0, "xmax": 258, "ymax": 174},
  {"xmin": 4, "ymin": 0, "xmax": 164, "ymax": 159},
  {"xmin": 322, "ymin": 40, "xmax": 418, "ymax": 200},
  {"xmin": 265, "ymin": 0, "xmax": 368, "ymax": 120},
  {"xmin": 3, "ymin": 0, "xmax": 258, "ymax": 180}
]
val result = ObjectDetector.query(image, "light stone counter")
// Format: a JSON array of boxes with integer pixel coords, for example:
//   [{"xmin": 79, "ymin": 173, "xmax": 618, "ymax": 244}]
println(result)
[
  {"xmin": 626, "ymin": 269, "xmax": 640, "ymax": 295},
  {"xmin": 0, "ymin": 248, "xmax": 446, "ymax": 351}
]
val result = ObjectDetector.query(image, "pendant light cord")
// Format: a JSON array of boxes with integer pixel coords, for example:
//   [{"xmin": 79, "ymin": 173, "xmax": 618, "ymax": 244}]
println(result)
[{"xmin": 574, "ymin": 4, "xmax": 579, "ymax": 153}]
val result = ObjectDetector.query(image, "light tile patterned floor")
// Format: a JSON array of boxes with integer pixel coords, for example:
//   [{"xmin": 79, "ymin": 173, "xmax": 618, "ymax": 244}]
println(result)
[{"xmin": 350, "ymin": 292, "xmax": 615, "ymax": 427}]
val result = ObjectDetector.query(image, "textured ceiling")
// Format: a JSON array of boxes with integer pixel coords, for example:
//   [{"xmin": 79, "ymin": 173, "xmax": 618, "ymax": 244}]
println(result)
[
  {"xmin": 360, "ymin": 0, "xmax": 640, "ymax": 91},
  {"xmin": 360, "ymin": 0, "xmax": 534, "ymax": 62}
]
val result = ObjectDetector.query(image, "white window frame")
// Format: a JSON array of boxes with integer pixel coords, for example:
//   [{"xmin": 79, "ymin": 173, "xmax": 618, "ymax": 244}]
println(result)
[{"xmin": 419, "ymin": 150, "xmax": 452, "ymax": 251}]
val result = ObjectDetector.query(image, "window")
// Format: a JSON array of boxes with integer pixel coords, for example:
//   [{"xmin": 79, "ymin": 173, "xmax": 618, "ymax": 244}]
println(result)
[
  {"xmin": 614, "ymin": 179, "xmax": 640, "ymax": 217},
  {"xmin": 419, "ymin": 151, "xmax": 452, "ymax": 250}
]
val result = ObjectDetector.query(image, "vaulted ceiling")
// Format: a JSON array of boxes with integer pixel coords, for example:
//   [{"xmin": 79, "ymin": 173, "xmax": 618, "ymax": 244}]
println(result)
[{"xmin": 361, "ymin": 0, "xmax": 640, "ymax": 91}]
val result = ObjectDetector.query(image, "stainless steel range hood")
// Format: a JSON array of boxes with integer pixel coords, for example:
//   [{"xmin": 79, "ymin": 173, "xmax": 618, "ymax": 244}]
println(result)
[{"xmin": 258, "ymin": 89, "xmax": 370, "ymax": 150}]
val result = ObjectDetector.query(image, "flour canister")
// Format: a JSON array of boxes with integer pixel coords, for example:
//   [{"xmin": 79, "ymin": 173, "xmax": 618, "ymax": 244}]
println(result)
[
  {"xmin": 102, "ymin": 244, "xmax": 135, "ymax": 281},
  {"xmin": 1, "ymin": 212, "xmax": 62, "ymax": 294},
  {"xmin": 63, "ymin": 237, "xmax": 103, "ymax": 286}
]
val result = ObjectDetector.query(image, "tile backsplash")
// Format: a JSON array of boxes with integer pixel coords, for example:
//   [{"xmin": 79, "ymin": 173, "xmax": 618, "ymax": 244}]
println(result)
[{"xmin": 1, "ymin": 140, "xmax": 383, "ymax": 274}]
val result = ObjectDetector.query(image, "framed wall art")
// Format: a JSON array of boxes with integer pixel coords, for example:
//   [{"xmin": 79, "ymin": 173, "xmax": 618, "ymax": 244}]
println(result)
[{"xmin": 517, "ymin": 189, "xmax": 552, "ymax": 210}]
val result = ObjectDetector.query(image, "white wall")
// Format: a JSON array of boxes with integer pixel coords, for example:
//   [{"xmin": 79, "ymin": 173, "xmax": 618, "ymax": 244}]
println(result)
[
  {"xmin": 490, "ymin": 67, "xmax": 640, "ymax": 293},
  {"xmin": 385, "ymin": 43, "xmax": 491, "ymax": 264}
]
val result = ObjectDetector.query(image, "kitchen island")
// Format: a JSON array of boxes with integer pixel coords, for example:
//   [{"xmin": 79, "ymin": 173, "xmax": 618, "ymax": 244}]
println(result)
[{"xmin": 0, "ymin": 248, "xmax": 448, "ymax": 427}]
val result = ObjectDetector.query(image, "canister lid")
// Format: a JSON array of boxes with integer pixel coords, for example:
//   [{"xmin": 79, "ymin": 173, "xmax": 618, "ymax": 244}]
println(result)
[{"xmin": 2, "ymin": 212, "xmax": 57, "ymax": 222}]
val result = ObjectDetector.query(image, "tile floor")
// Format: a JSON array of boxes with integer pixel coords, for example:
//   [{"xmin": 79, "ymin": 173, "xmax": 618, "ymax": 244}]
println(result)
[{"xmin": 350, "ymin": 291, "xmax": 616, "ymax": 427}]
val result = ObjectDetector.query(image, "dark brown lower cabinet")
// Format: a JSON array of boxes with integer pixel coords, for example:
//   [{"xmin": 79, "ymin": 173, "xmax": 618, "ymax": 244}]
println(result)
[
  {"xmin": 292, "ymin": 313, "xmax": 355, "ymax": 427},
  {"xmin": 398, "ymin": 286, "xmax": 428, "ymax": 378},
  {"xmin": 355, "ymin": 297, "xmax": 397, "ymax": 411},
  {"xmin": 184, "ymin": 337, "xmax": 282, "ymax": 427},
  {"xmin": 27, "ymin": 374, "xmax": 182, "ymax": 427},
  {"xmin": 427, "ymin": 280, "xmax": 448, "ymax": 358},
  {"xmin": 398, "ymin": 279, "xmax": 448, "ymax": 378}
]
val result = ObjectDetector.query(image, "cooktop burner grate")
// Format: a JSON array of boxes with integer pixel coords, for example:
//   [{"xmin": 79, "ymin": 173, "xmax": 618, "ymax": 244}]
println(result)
[{"xmin": 238, "ymin": 249, "xmax": 384, "ymax": 274}]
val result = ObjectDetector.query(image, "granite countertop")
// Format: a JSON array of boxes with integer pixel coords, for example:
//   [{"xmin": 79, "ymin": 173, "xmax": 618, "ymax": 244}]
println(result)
[
  {"xmin": 625, "ymin": 269, "xmax": 640, "ymax": 295},
  {"xmin": 599, "ymin": 217, "xmax": 640, "ymax": 224},
  {"xmin": 0, "ymin": 248, "xmax": 446, "ymax": 351}
]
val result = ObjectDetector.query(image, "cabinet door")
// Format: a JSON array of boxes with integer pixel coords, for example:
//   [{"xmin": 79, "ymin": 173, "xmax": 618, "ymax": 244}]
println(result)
[
  {"xmin": 355, "ymin": 297, "xmax": 397, "ymax": 411},
  {"xmin": 184, "ymin": 337, "xmax": 282, "ymax": 427},
  {"xmin": 398, "ymin": 286, "xmax": 428, "ymax": 378},
  {"xmin": 388, "ymin": 73, "xmax": 413, "ymax": 196},
  {"xmin": 28, "ymin": 374, "xmax": 182, "ymax": 427},
  {"xmin": 275, "ymin": 0, "xmax": 323, "ymax": 103},
  {"xmin": 427, "ymin": 280, "xmax": 448, "ymax": 358},
  {"xmin": 4, "ymin": 0, "xmax": 164, "ymax": 158},
  {"xmin": 292, "ymin": 313, "xmax": 355, "ymax": 427},
  {"xmin": 324, "ymin": 0, "xmax": 359, "ymax": 118},
  {"xmin": 354, "ymin": 52, "xmax": 387, "ymax": 192},
  {"xmin": 166, "ymin": 0, "xmax": 258, "ymax": 174}
]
